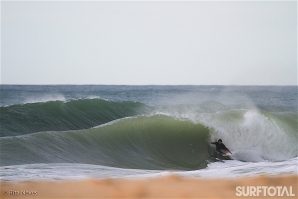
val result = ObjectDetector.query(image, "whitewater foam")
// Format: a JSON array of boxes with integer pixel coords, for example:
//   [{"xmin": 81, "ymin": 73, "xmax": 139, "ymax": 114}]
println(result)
[
  {"xmin": 1, "ymin": 157, "xmax": 297, "ymax": 182},
  {"xmin": 206, "ymin": 110, "xmax": 297, "ymax": 162},
  {"xmin": 151, "ymin": 104, "xmax": 297, "ymax": 163},
  {"xmin": 176, "ymin": 157, "xmax": 298, "ymax": 179}
]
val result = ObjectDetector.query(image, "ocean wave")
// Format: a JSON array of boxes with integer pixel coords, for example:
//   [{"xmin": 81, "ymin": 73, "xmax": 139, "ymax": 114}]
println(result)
[
  {"xmin": 0, "ymin": 98, "xmax": 149, "ymax": 137},
  {"xmin": 1, "ymin": 112, "xmax": 297, "ymax": 170}
]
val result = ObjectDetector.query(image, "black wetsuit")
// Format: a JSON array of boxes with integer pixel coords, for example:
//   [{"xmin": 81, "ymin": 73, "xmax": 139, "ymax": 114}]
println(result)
[{"xmin": 211, "ymin": 142, "xmax": 228, "ymax": 153}]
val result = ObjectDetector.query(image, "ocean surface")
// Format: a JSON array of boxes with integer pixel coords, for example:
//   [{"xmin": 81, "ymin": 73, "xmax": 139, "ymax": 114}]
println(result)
[{"xmin": 0, "ymin": 85, "xmax": 297, "ymax": 181}]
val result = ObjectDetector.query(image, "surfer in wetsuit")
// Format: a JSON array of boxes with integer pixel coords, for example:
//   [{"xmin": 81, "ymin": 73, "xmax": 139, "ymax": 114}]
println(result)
[{"xmin": 211, "ymin": 139, "xmax": 232, "ymax": 155}]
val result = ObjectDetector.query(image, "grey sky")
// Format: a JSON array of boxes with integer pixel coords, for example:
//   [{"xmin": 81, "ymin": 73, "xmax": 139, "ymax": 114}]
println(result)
[{"xmin": 1, "ymin": 1, "xmax": 297, "ymax": 85}]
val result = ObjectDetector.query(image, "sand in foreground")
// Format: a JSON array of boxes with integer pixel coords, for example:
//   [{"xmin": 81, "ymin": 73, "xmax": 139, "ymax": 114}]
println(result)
[{"xmin": 1, "ymin": 175, "xmax": 297, "ymax": 198}]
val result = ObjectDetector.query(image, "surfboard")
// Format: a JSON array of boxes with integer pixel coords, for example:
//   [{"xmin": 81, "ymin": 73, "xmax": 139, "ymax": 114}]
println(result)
[
  {"xmin": 222, "ymin": 152, "xmax": 232, "ymax": 156},
  {"xmin": 220, "ymin": 149, "xmax": 231, "ymax": 156}
]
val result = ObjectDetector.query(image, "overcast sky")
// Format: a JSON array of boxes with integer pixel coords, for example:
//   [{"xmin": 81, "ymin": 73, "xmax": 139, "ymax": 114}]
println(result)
[{"xmin": 1, "ymin": 1, "xmax": 297, "ymax": 85}]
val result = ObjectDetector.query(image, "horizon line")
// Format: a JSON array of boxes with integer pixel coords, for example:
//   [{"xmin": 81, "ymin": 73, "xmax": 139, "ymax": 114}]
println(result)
[{"xmin": 1, "ymin": 84, "xmax": 297, "ymax": 86}]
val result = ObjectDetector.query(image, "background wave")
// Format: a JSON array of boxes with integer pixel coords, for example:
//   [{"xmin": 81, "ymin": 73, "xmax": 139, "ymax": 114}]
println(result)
[{"xmin": 0, "ymin": 99, "xmax": 149, "ymax": 137}]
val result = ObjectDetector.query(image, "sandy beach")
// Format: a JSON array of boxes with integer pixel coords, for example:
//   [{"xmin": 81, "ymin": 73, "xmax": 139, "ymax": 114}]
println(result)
[{"xmin": 1, "ymin": 175, "xmax": 297, "ymax": 199}]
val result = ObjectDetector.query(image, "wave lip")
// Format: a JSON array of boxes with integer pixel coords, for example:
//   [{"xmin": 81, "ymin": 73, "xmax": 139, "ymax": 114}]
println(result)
[{"xmin": 23, "ymin": 94, "xmax": 67, "ymax": 104}]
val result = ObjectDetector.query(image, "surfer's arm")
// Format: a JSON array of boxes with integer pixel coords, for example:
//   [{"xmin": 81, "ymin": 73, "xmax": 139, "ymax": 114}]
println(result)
[
  {"xmin": 221, "ymin": 144, "xmax": 232, "ymax": 154},
  {"xmin": 225, "ymin": 148, "xmax": 232, "ymax": 154}
]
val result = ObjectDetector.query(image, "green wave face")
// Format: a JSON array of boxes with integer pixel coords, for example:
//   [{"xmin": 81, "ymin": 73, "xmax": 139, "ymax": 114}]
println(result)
[{"xmin": 0, "ymin": 115, "xmax": 212, "ymax": 170}]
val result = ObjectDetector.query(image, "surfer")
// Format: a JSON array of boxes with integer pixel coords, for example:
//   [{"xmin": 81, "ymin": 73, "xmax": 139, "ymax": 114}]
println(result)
[{"xmin": 211, "ymin": 139, "xmax": 232, "ymax": 155}]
